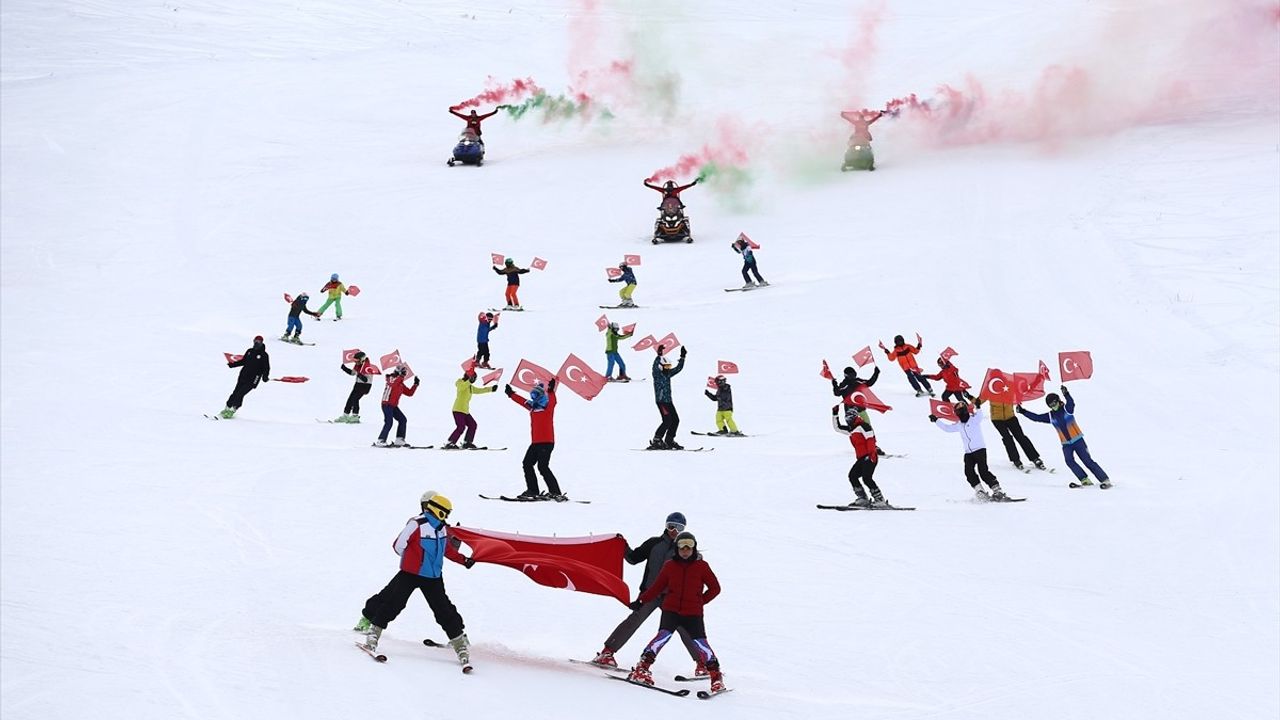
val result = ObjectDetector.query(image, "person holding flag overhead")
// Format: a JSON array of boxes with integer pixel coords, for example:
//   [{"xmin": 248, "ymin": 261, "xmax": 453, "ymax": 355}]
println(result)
[
  {"xmin": 1017, "ymin": 386, "xmax": 1111, "ymax": 488},
  {"xmin": 609, "ymin": 261, "xmax": 639, "ymax": 308},
  {"xmin": 338, "ymin": 351, "xmax": 372, "ymax": 423},
  {"xmin": 442, "ymin": 366, "xmax": 498, "ymax": 449},
  {"xmin": 505, "ymin": 378, "xmax": 566, "ymax": 501},
  {"xmin": 704, "ymin": 375, "xmax": 741, "ymax": 436},
  {"xmin": 649, "ymin": 345, "xmax": 687, "ymax": 450},
  {"xmin": 604, "ymin": 322, "xmax": 634, "ymax": 382},
  {"xmin": 929, "ymin": 398, "xmax": 1009, "ymax": 500}
]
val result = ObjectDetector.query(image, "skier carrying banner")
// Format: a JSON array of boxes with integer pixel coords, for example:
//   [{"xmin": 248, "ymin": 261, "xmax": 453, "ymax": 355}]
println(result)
[{"xmin": 220, "ymin": 335, "xmax": 269, "ymax": 419}]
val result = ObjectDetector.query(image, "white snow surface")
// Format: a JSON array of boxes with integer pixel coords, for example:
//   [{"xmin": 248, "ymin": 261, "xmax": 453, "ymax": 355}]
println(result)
[{"xmin": 3, "ymin": 1, "xmax": 1278, "ymax": 719}]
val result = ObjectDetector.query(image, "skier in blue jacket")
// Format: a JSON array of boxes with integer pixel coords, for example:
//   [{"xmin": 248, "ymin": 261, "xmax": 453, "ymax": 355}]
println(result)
[
  {"xmin": 731, "ymin": 237, "xmax": 767, "ymax": 289},
  {"xmin": 473, "ymin": 312, "xmax": 498, "ymax": 369},
  {"xmin": 1017, "ymin": 386, "xmax": 1112, "ymax": 488}
]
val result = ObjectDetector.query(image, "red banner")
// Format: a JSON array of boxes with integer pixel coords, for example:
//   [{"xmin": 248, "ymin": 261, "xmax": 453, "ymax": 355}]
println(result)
[
  {"xmin": 358, "ymin": 361, "xmax": 382, "ymax": 375},
  {"xmin": 1038, "ymin": 360, "xmax": 1051, "ymax": 381},
  {"xmin": 852, "ymin": 346, "xmax": 874, "ymax": 367},
  {"xmin": 451, "ymin": 527, "xmax": 630, "ymax": 605},
  {"xmin": 557, "ymin": 353, "xmax": 608, "ymax": 400},
  {"xmin": 605, "ymin": 267, "xmax": 622, "ymax": 279},
  {"xmin": 1012, "ymin": 372, "xmax": 1046, "ymax": 402},
  {"xmin": 1058, "ymin": 351, "xmax": 1093, "ymax": 382},
  {"xmin": 343, "ymin": 348, "xmax": 362, "ymax": 363},
  {"xmin": 717, "ymin": 360, "xmax": 739, "ymax": 374},
  {"xmin": 283, "ymin": 293, "xmax": 293, "ymax": 304},
  {"xmin": 707, "ymin": 376, "xmax": 718, "ymax": 389},
  {"xmin": 596, "ymin": 314, "xmax": 609, "ymax": 332},
  {"xmin": 346, "ymin": 285, "xmax": 360, "ymax": 297},
  {"xmin": 978, "ymin": 368, "xmax": 1017, "ymax": 404},
  {"xmin": 531, "ymin": 257, "xmax": 548, "ymax": 270},
  {"xmin": 481, "ymin": 368, "xmax": 503, "ymax": 385},
  {"xmin": 737, "ymin": 232, "xmax": 761, "ymax": 249},
  {"xmin": 622, "ymin": 323, "xmax": 636, "ymax": 335},
  {"xmin": 820, "ymin": 359, "xmax": 833, "ymax": 380},
  {"xmin": 655, "ymin": 332, "xmax": 681, "ymax": 354},
  {"xmin": 491, "ymin": 252, "xmax": 504, "ymax": 266},
  {"xmin": 847, "ymin": 385, "xmax": 892, "ymax": 413},
  {"xmin": 632, "ymin": 335, "xmax": 657, "ymax": 352},
  {"xmin": 273, "ymin": 376, "xmax": 309, "ymax": 383},
  {"xmin": 380, "ymin": 349, "xmax": 402, "ymax": 372},
  {"xmin": 940, "ymin": 346, "xmax": 958, "ymax": 361},
  {"xmin": 224, "ymin": 353, "xmax": 243, "ymax": 364},
  {"xmin": 461, "ymin": 356, "xmax": 478, "ymax": 372},
  {"xmin": 511, "ymin": 359, "xmax": 554, "ymax": 392},
  {"xmin": 624, "ymin": 254, "xmax": 642, "ymax": 266}
]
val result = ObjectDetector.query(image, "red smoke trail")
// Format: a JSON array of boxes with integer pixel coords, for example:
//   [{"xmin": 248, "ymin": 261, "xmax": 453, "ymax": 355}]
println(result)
[
  {"xmin": 646, "ymin": 120, "xmax": 752, "ymax": 183},
  {"xmin": 451, "ymin": 78, "xmax": 545, "ymax": 111}
]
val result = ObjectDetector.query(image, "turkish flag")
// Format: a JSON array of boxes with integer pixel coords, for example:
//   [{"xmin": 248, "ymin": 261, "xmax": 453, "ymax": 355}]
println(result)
[
  {"xmin": 1012, "ymin": 372, "xmax": 1046, "ymax": 402},
  {"xmin": 632, "ymin": 335, "xmax": 657, "ymax": 352},
  {"xmin": 820, "ymin": 359, "xmax": 833, "ymax": 380},
  {"xmin": 450, "ymin": 526, "xmax": 630, "ymax": 605},
  {"xmin": 346, "ymin": 285, "xmax": 360, "ymax": 297},
  {"xmin": 940, "ymin": 346, "xmax": 958, "ymax": 361},
  {"xmin": 400, "ymin": 363, "xmax": 415, "ymax": 381},
  {"xmin": 358, "ymin": 361, "xmax": 382, "ymax": 375},
  {"xmin": 531, "ymin": 257, "xmax": 548, "ymax": 270},
  {"xmin": 622, "ymin": 323, "xmax": 636, "ymax": 334},
  {"xmin": 481, "ymin": 368, "xmax": 503, "ymax": 385},
  {"xmin": 1038, "ymin": 360, "xmax": 1051, "ymax": 381},
  {"xmin": 852, "ymin": 346, "xmax": 874, "ymax": 367},
  {"xmin": 511, "ymin": 359, "xmax": 555, "ymax": 392},
  {"xmin": 847, "ymin": 385, "xmax": 892, "ymax": 413},
  {"xmin": 656, "ymin": 332, "xmax": 681, "ymax": 354},
  {"xmin": 717, "ymin": 360, "xmax": 739, "ymax": 374},
  {"xmin": 273, "ymin": 376, "xmax": 310, "ymax": 383},
  {"xmin": 283, "ymin": 293, "xmax": 293, "ymax": 304},
  {"xmin": 929, "ymin": 398, "xmax": 959, "ymax": 421},
  {"xmin": 343, "ymin": 348, "xmax": 362, "ymax": 363},
  {"xmin": 737, "ymin": 232, "xmax": 761, "ymax": 249},
  {"xmin": 595, "ymin": 314, "xmax": 609, "ymax": 332},
  {"xmin": 606, "ymin": 267, "xmax": 622, "ymax": 279},
  {"xmin": 491, "ymin": 252, "xmax": 504, "ymax": 266},
  {"xmin": 461, "ymin": 356, "xmax": 478, "ymax": 372},
  {"xmin": 224, "ymin": 353, "xmax": 244, "ymax": 364},
  {"xmin": 707, "ymin": 376, "xmax": 718, "ymax": 389},
  {"xmin": 1059, "ymin": 351, "xmax": 1093, "ymax": 382},
  {"xmin": 624, "ymin": 254, "xmax": 642, "ymax": 266},
  {"xmin": 978, "ymin": 368, "xmax": 1017, "ymax": 404},
  {"xmin": 379, "ymin": 349, "xmax": 402, "ymax": 372},
  {"xmin": 557, "ymin": 353, "xmax": 608, "ymax": 400}
]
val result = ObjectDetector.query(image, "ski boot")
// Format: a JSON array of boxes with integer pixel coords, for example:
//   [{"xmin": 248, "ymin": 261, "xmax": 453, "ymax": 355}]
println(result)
[
  {"xmin": 1013, "ymin": 461, "xmax": 1025, "ymax": 471},
  {"xmin": 914, "ymin": 390, "xmax": 927, "ymax": 397},
  {"xmin": 441, "ymin": 442, "xmax": 459, "ymax": 450},
  {"xmin": 757, "ymin": 280, "xmax": 769, "ymax": 287},
  {"xmin": 990, "ymin": 486, "xmax": 1008, "ymax": 500},
  {"xmin": 666, "ymin": 440, "xmax": 684, "ymax": 451},
  {"xmin": 627, "ymin": 654, "xmax": 655, "ymax": 686},
  {"xmin": 353, "ymin": 615, "xmax": 372, "ymax": 632},
  {"xmin": 693, "ymin": 659, "xmax": 710, "ymax": 677},
  {"xmin": 543, "ymin": 492, "xmax": 569, "ymax": 503},
  {"xmin": 870, "ymin": 491, "xmax": 888, "ymax": 508},
  {"xmin": 728, "ymin": 431, "xmax": 745, "ymax": 437},
  {"xmin": 348, "ymin": 414, "xmax": 361, "ymax": 424},
  {"xmin": 363, "ymin": 624, "xmax": 383, "ymax": 652},
  {"xmin": 974, "ymin": 487, "xmax": 990, "ymax": 500},
  {"xmin": 591, "ymin": 648, "xmax": 619, "ymax": 668},
  {"xmin": 292, "ymin": 335, "xmax": 305, "ymax": 345},
  {"xmin": 741, "ymin": 281, "xmax": 757, "ymax": 289},
  {"xmin": 708, "ymin": 668, "xmax": 727, "ymax": 694},
  {"xmin": 1099, "ymin": 480, "xmax": 1113, "ymax": 489},
  {"xmin": 219, "ymin": 407, "xmax": 236, "ymax": 419},
  {"xmin": 373, "ymin": 438, "xmax": 391, "ymax": 447},
  {"xmin": 448, "ymin": 633, "xmax": 471, "ymax": 666},
  {"xmin": 1033, "ymin": 459, "xmax": 1046, "ymax": 470},
  {"xmin": 461, "ymin": 442, "xmax": 478, "ymax": 450},
  {"xmin": 391, "ymin": 437, "xmax": 407, "ymax": 447},
  {"xmin": 515, "ymin": 490, "xmax": 542, "ymax": 501},
  {"xmin": 647, "ymin": 438, "xmax": 667, "ymax": 450},
  {"xmin": 1075, "ymin": 477, "xmax": 1095, "ymax": 487},
  {"xmin": 617, "ymin": 373, "xmax": 630, "ymax": 381},
  {"xmin": 279, "ymin": 334, "xmax": 291, "ymax": 342},
  {"xmin": 849, "ymin": 496, "xmax": 872, "ymax": 509}
]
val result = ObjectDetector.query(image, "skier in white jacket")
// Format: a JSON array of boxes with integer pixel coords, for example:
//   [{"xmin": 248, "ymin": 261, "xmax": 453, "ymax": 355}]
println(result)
[{"xmin": 930, "ymin": 399, "xmax": 1008, "ymax": 500}]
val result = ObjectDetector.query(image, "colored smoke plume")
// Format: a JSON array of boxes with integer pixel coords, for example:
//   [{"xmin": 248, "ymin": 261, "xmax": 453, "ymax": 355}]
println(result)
[
  {"xmin": 647, "ymin": 120, "xmax": 755, "ymax": 200},
  {"xmin": 836, "ymin": 1, "xmax": 887, "ymax": 109},
  {"xmin": 451, "ymin": 78, "xmax": 545, "ymax": 111}
]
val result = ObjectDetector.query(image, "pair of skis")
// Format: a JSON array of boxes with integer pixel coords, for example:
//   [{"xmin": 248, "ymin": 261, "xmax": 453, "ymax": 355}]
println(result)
[
  {"xmin": 816, "ymin": 503, "xmax": 916, "ymax": 512},
  {"xmin": 356, "ymin": 638, "xmax": 471, "ymax": 673},
  {"xmin": 690, "ymin": 431, "xmax": 750, "ymax": 438},
  {"xmin": 632, "ymin": 447, "xmax": 714, "ymax": 452},
  {"xmin": 478, "ymin": 494, "xmax": 591, "ymax": 504},
  {"xmin": 572, "ymin": 660, "xmax": 729, "ymax": 699}
]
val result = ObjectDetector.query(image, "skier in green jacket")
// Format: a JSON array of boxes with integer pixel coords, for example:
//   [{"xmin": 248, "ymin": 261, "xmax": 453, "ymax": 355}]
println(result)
[{"xmin": 442, "ymin": 368, "xmax": 497, "ymax": 449}]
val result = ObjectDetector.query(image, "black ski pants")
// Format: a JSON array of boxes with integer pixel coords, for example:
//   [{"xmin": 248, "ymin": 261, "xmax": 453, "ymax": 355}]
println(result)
[
  {"xmin": 848, "ymin": 457, "xmax": 883, "ymax": 500},
  {"xmin": 603, "ymin": 595, "xmax": 700, "ymax": 659},
  {"xmin": 941, "ymin": 389, "xmax": 974, "ymax": 404},
  {"xmin": 475, "ymin": 342, "xmax": 491, "ymax": 365},
  {"xmin": 741, "ymin": 259, "xmax": 765, "ymax": 284},
  {"xmin": 362, "ymin": 570, "xmax": 464, "ymax": 639},
  {"xmin": 344, "ymin": 383, "xmax": 372, "ymax": 415},
  {"xmin": 992, "ymin": 416, "xmax": 1040, "ymax": 465},
  {"xmin": 904, "ymin": 370, "xmax": 933, "ymax": 394},
  {"xmin": 522, "ymin": 442, "xmax": 561, "ymax": 495},
  {"xmin": 963, "ymin": 448, "xmax": 999, "ymax": 489},
  {"xmin": 226, "ymin": 376, "xmax": 259, "ymax": 409},
  {"xmin": 654, "ymin": 402, "xmax": 680, "ymax": 443}
]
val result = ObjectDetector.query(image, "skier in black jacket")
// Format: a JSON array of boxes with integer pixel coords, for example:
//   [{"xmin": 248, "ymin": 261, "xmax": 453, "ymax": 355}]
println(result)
[
  {"xmin": 220, "ymin": 336, "xmax": 269, "ymax": 418},
  {"xmin": 587, "ymin": 512, "xmax": 708, "ymax": 676},
  {"xmin": 832, "ymin": 365, "xmax": 888, "ymax": 455},
  {"xmin": 338, "ymin": 351, "xmax": 372, "ymax": 423}
]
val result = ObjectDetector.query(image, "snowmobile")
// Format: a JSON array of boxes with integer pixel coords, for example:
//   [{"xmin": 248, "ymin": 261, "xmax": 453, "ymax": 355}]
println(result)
[
  {"xmin": 652, "ymin": 196, "xmax": 693, "ymax": 244},
  {"xmin": 447, "ymin": 130, "xmax": 484, "ymax": 166},
  {"xmin": 841, "ymin": 141, "xmax": 875, "ymax": 172}
]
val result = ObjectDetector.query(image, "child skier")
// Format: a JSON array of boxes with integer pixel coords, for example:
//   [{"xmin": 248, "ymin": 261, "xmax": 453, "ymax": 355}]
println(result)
[
  {"xmin": 375, "ymin": 365, "xmax": 419, "ymax": 447},
  {"xmin": 474, "ymin": 312, "xmax": 498, "ymax": 369},
  {"xmin": 704, "ymin": 375, "xmax": 741, "ymax": 435},
  {"xmin": 929, "ymin": 399, "xmax": 1008, "ymax": 499},
  {"xmin": 832, "ymin": 364, "xmax": 889, "ymax": 456},
  {"xmin": 604, "ymin": 322, "xmax": 634, "ymax": 382},
  {"xmin": 493, "ymin": 258, "xmax": 530, "ymax": 310},
  {"xmin": 590, "ymin": 512, "xmax": 709, "ymax": 678},
  {"xmin": 650, "ymin": 345, "xmax": 687, "ymax": 450},
  {"xmin": 443, "ymin": 368, "xmax": 497, "ymax": 449},
  {"xmin": 505, "ymin": 379, "xmax": 566, "ymax": 501},
  {"xmin": 925, "ymin": 357, "xmax": 975, "ymax": 404},
  {"xmin": 282, "ymin": 292, "xmax": 321, "ymax": 344},
  {"xmin": 730, "ymin": 237, "xmax": 767, "ymax": 289},
  {"xmin": 338, "ymin": 351, "xmax": 372, "ymax": 422},
  {"xmin": 609, "ymin": 261, "xmax": 638, "ymax": 307},
  {"xmin": 988, "ymin": 399, "xmax": 1045, "ymax": 471},
  {"xmin": 316, "ymin": 273, "xmax": 348, "ymax": 320},
  {"xmin": 881, "ymin": 334, "xmax": 934, "ymax": 397},
  {"xmin": 626, "ymin": 531, "xmax": 726, "ymax": 696},
  {"xmin": 1017, "ymin": 386, "xmax": 1111, "ymax": 488},
  {"xmin": 220, "ymin": 335, "xmax": 269, "ymax": 418},
  {"xmin": 354, "ymin": 491, "xmax": 476, "ymax": 669},
  {"xmin": 832, "ymin": 403, "xmax": 886, "ymax": 507}
]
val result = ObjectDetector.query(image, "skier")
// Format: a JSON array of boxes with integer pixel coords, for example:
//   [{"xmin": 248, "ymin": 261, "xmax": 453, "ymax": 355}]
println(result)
[
  {"xmin": 282, "ymin": 292, "xmax": 321, "ymax": 344},
  {"xmin": 354, "ymin": 491, "xmax": 476, "ymax": 669},
  {"xmin": 929, "ymin": 399, "xmax": 1008, "ymax": 499},
  {"xmin": 832, "ymin": 403, "xmax": 886, "ymax": 506},
  {"xmin": 609, "ymin": 261, "xmax": 638, "ymax": 307},
  {"xmin": 338, "ymin": 350, "xmax": 372, "ymax": 423},
  {"xmin": 1017, "ymin": 386, "xmax": 1111, "ymax": 488},
  {"xmin": 443, "ymin": 367, "xmax": 497, "ymax": 449},
  {"xmin": 731, "ymin": 237, "xmax": 767, "ymax": 289},
  {"xmin": 493, "ymin": 258, "xmax": 530, "ymax": 310},
  {"xmin": 643, "ymin": 177, "xmax": 699, "ymax": 213},
  {"xmin": 988, "ymin": 399, "xmax": 1045, "ymax": 471},
  {"xmin": 649, "ymin": 345, "xmax": 687, "ymax": 450},
  {"xmin": 925, "ymin": 357, "xmax": 975, "ymax": 404},
  {"xmin": 316, "ymin": 273, "xmax": 349, "ymax": 320},
  {"xmin": 881, "ymin": 334, "xmax": 934, "ymax": 397},
  {"xmin": 625, "ymin": 531, "xmax": 727, "ymax": 696},
  {"xmin": 375, "ymin": 365, "xmax": 419, "ymax": 447},
  {"xmin": 505, "ymin": 379, "xmax": 566, "ymax": 501},
  {"xmin": 448, "ymin": 106, "xmax": 500, "ymax": 142},
  {"xmin": 219, "ymin": 335, "xmax": 269, "ymax": 418},
  {"xmin": 589, "ymin": 512, "xmax": 710, "ymax": 677},
  {"xmin": 704, "ymin": 375, "xmax": 742, "ymax": 436},
  {"xmin": 604, "ymin": 321, "xmax": 634, "ymax": 382},
  {"xmin": 832, "ymin": 364, "xmax": 889, "ymax": 456},
  {"xmin": 474, "ymin": 312, "xmax": 499, "ymax": 369}
]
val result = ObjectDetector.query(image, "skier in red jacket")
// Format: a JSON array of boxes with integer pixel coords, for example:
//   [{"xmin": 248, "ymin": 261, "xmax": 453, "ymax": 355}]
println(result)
[
  {"xmin": 375, "ymin": 365, "xmax": 419, "ymax": 447},
  {"xmin": 626, "ymin": 531, "xmax": 727, "ymax": 696},
  {"xmin": 832, "ymin": 403, "xmax": 887, "ymax": 507},
  {"xmin": 505, "ymin": 379, "xmax": 566, "ymax": 501},
  {"xmin": 449, "ymin": 107, "xmax": 501, "ymax": 142},
  {"xmin": 925, "ymin": 357, "xmax": 976, "ymax": 404}
]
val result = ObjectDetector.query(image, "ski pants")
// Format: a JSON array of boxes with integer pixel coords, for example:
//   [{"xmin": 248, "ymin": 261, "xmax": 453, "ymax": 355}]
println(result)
[
  {"xmin": 379, "ymin": 404, "xmax": 407, "ymax": 442},
  {"xmin": 603, "ymin": 595, "xmax": 700, "ymax": 660},
  {"xmin": 619, "ymin": 283, "xmax": 636, "ymax": 302},
  {"xmin": 475, "ymin": 342, "xmax": 491, "ymax": 365},
  {"xmin": 904, "ymin": 369, "xmax": 932, "ymax": 393},
  {"xmin": 941, "ymin": 389, "xmax": 974, "ymax": 404},
  {"xmin": 504, "ymin": 285, "xmax": 520, "ymax": 307},
  {"xmin": 344, "ymin": 383, "xmax": 371, "ymax": 415},
  {"xmin": 848, "ymin": 457, "xmax": 883, "ymax": 500},
  {"xmin": 641, "ymin": 611, "xmax": 718, "ymax": 670},
  {"xmin": 963, "ymin": 448, "xmax": 999, "ymax": 489},
  {"xmin": 715, "ymin": 410, "xmax": 738, "ymax": 433},
  {"xmin": 317, "ymin": 295, "xmax": 343, "ymax": 318},
  {"xmin": 992, "ymin": 416, "xmax": 1040, "ymax": 465},
  {"xmin": 654, "ymin": 402, "xmax": 680, "ymax": 443},
  {"xmin": 522, "ymin": 442, "xmax": 561, "ymax": 495},
  {"xmin": 285, "ymin": 316, "xmax": 303, "ymax": 336},
  {"xmin": 605, "ymin": 351, "xmax": 626, "ymax": 378},
  {"xmin": 226, "ymin": 376, "xmax": 259, "ymax": 409},
  {"xmin": 741, "ymin": 259, "xmax": 765, "ymax": 284},
  {"xmin": 1062, "ymin": 438, "xmax": 1108, "ymax": 482},
  {"xmin": 363, "ymin": 571, "xmax": 464, "ymax": 639},
  {"xmin": 448, "ymin": 411, "xmax": 477, "ymax": 444}
]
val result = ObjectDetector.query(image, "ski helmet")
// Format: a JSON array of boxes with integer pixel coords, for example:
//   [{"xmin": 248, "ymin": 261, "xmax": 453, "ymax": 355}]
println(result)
[
  {"xmin": 477, "ymin": 311, "xmax": 489, "ymax": 322},
  {"xmin": 665, "ymin": 511, "xmax": 687, "ymax": 530},
  {"xmin": 425, "ymin": 494, "xmax": 453, "ymax": 521},
  {"xmin": 663, "ymin": 180, "xmax": 675, "ymax": 189},
  {"xmin": 420, "ymin": 490, "xmax": 437, "ymax": 505},
  {"xmin": 1045, "ymin": 393, "xmax": 1062, "ymax": 408},
  {"xmin": 608, "ymin": 322, "xmax": 619, "ymax": 331},
  {"xmin": 715, "ymin": 375, "xmax": 727, "ymax": 384},
  {"xmin": 353, "ymin": 351, "xmax": 367, "ymax": 360},
  {"xmin": 937, "ymin": 357, "xmax": 947, "ymax": 367},
  {"xmin": 505, "ymin": 258, "xmax": 515, "ymax": 266},
  {"xmin": 843, "ymin": 366, "xmax": 856, "ymax": 377},
  {"xmin": 893, "ymin": 334, "xmax": 905, "ymax": 346},
  {"xmin": 330, "ymin": 273, "xmax": 339, "ymax": 281},
  {"xmin": 253, "ymin": 335, "xmax": 264, "ymax": 344},
  {"xmin": 618, "ymin": 261, "xmax": 628, "ymax": 268},
  {"xmin": 674, "ymin": 531, "xmax": 697, "ymax": 551},
  {"xmin": 299, "ymin": 291, "xmax": 309, "ymax": 299}
]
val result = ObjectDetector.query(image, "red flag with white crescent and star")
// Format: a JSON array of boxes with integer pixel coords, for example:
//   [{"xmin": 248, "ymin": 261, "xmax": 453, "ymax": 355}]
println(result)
[
  {"xmin": 449, "ymin": 527, "xmax": 630, "ymax": 605},
  {"xmin": 511, "ymin": 359, "xmax": 555, "ymax": 392},
  {"xmin": 1058, "ymin": 351, "xmax": 1093, "ymax": 382},
  {"xmin": 556, "ymin": 353, "xmax": 608, "ymax": 400},
  {"xmin": 978, "ymin": 368, "xmax": 1017, "ymax": 404}
]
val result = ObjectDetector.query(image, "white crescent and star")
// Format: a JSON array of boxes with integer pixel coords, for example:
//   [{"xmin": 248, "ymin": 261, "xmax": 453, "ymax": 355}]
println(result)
[{"xmin": 1063, "ymin": 358, "xmax": 1078, "ymax": 375}]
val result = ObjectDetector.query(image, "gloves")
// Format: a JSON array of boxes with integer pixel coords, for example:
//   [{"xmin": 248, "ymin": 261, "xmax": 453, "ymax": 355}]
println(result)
[
  {"xmin": 679, "ymin": 347, "xmax": 687, "ymax": 359},
  {"xmin": 464, "ymin": 557, "xmax": 476, "ymax": 569},
  {"xmin": 1015, "ymin": 404, "xmax": 1025, "ymax": 414},
  {"xmin": 878, "ymin": 341, "xmax": 887, "ymax": 350},
  {"xmin": 1060, "ymin": 385, "xmax": 1067, "ymax": 395},
  {"xmin": 413, "ymin": 377, "xmax": 420, "ymax": 386},
  {"xmin": 928, "ymin": 415, "xmax": 938, "ymax": 423},
  {"xmin": 262, "ymin": 376, "xmax": 269, "ymax": 383},
  {"xmin": 504, "ymin": 384, "xmax": 514, "ymax": 396},
  {"xmin": 227, "ymin": 362, "xmax": 235, "ymax": 368},
  {"xmin": 916, "ymin": 332, "xmax": 923, "ymax": 344},
  {"xmin": 628, "ymin": 600, "xmax": 644, "ymax": 611}
]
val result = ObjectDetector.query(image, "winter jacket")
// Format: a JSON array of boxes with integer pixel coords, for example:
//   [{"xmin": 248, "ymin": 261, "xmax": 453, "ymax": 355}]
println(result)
[
  {"xmin": 288, "ymin": 297, "xmax": 319, "ymax": 319},
  {"xmin": 638, "ymin": 555, "xmax": 721, "ymax": 616},
  {"xmin": 833, "ymin": 366, "xmax": 880, "ymax": 405},
  {"xmin": 605, "ymin": 327, "xmax": 633, "ymax": 353},
  {"xmin": 494, "ymin": 265, "xmax": 529, "ymax": 286},
  {"xmin": 453, "ymin": 378, "xmax": 496, "ymax": 414},
  {"xmin": 449, "ymin": 108, "xmax": 498, "ymax": 135},
  {"xmin": 704, "ymin": 384, "xmax": 733, "ymax": 411},
  {"xmin": 884, "ymin": 341, "xmax": 922, "ymax": 372},
  {"xmin": 341, "ymin": 362, "xmax": 371, "ymax": 385},
  {"xmin": 626, "ymin": 533, "xmax": 678, "ymax": 593},
  {"xmin": 510, "ymin": 381, "xmax": 557, "ymax": 443},
  {"xmin": 476, "ymin": 320, "xmax": 498, "ymax": 343},
  {"xmin": 652, "ymin": 355, "xmax": 685, "ymax": 403},
  {"xmin": 840, "ymin": 110, "xmax": 883, "ymax": 143},
  {"xmin": 230, "ymin": 344, "xmax": 270, "ymax": 383},
  {"xmin": 321, "ymin": 280, "xmax": 346, "ymax": 299},
  {"xmin": 833, "ymin": 410, "xmax": 877, "ymax": 461},
  {"xmin": 733, "ymin": 244, "xmax": 757, "ymax": 263},
  {"xmin": 381, "ymin": 375, "xmax": 419, "ymax": 407},
  {"xmin": 643, "ymin": 180, "xmax": 696, "ymax": 201},
  {"xmin": 924, "ymin": 362, "xmax": 970, "ymax": 392},
  {"xmin": 394, "ymin": 512, "xmax": 466, "ymax": 578},
  {"xmin": 608, "ymin": 266, "xmax": 637, "ymax": 286},
  {"xmin": 1018, "ymin": 389, "xmax": 1084, "ymax": 445},
  {"xmin": 988, "ymin": 401, "xmax": 1016, "ymax": 422},
  {"xmin": 934, "ymin": 407, "xmax": 988, "ymax": 453}
]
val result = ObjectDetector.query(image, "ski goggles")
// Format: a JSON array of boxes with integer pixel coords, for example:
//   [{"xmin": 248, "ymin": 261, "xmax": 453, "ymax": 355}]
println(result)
[
  {"xmin": 676, "ymin": 538, "xmax": 696, "ymax": 550},
  {"xmin": 666, "ymin": 522, "xmax": 685, "ymax": 532}
]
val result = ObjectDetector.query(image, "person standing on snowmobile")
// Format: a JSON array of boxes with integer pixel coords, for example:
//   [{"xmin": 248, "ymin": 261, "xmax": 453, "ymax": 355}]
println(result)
[
  {"xmin": 338, "ymin": 350, "xmax": 372, "ymax": 423},
  {"xmin": 643, "ymin": 177, "xmax": 699, "ymax": 212},
  {"xmin": 704, "ymin": 375, "xmax": 741, "ymax": 435},
  {"xmin": 449, "ymin": 106, "xmax": 501, "ymax": 142},
  {"xmin": 604, "ymin": 322, "xmax": 634, "ymax": 382},
  {"xmin": 220, "ymin": 335, "xmax": 270, "ymax": 418},
  {"xmin": 881, "ymin": 334, "xmax": 934, "ymax": 397},
  {"xmin": 609, "ymin": 261, "xmax": 638, "ymax": 307},
  {"xmin": 1017, "ymin": 386, "xmax": 1111, "ymax": 488},
  {"xmin": 929, "ymin": 398, "xmax": 1008, "ymax": 500},
  {"xmin": 375, "ymin": 365, "xmax": 419, "ymax": 447},
  {"xmin": 840, "ymin": 109, "xmax": 884, "ymax": 144},
  {"xmin": 505, "ymin": 379, "xmax": 566, "ymax": 501},
  {"xmin": 731, "ymin": 237, "xmax": 767, "ymax": 288},
  {"xmin": 493, "ymin": 258, "xmax": 530, "ymax": 310},
  {"xmin": 474, "ymin": 312, "xmax": 498, "ymax": 369},
  {"xmin": 833, "ymin": 403, "xmax": 886, "ymax": 507},
  {"xmin": 282, "ymin": 292, "xmax": 320, "ymax": 344},
  {"xmin": 650, "ymin": 345, "xmax": 687, "ymax": 450}
]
